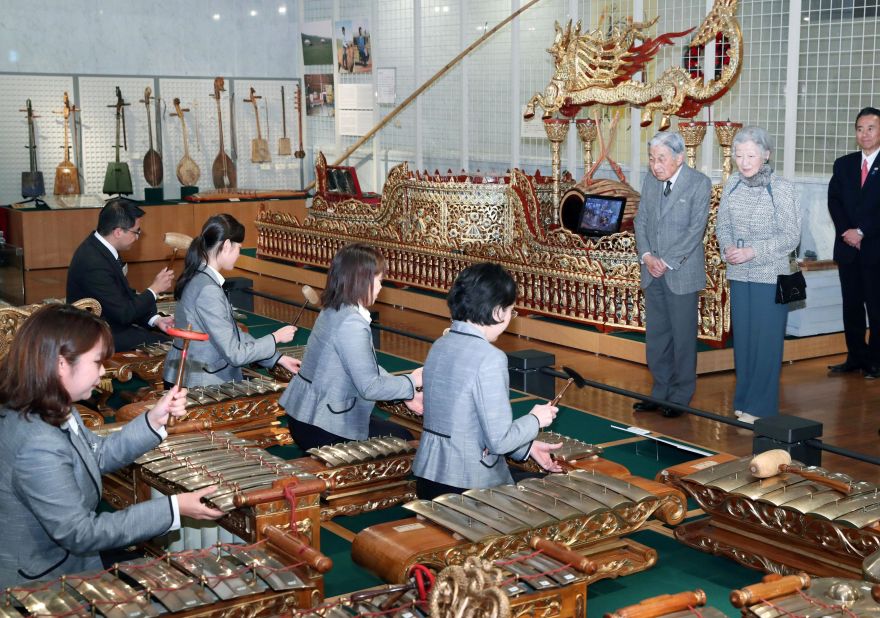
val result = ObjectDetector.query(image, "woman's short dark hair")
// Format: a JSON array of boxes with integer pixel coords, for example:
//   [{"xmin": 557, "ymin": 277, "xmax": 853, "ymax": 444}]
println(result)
[
  {"xmin": 321, "ymin": 243, "xmax": 387, "ymax": 310},
  {"xmin": 447, "ymin": 262, "xmax": 517, "ymax": 325},
  {"xmin": 0, "ymin": 304, "xmax": 113, "ymax": 426},
  {"xmin": 175, "ymin": 214, "xmax": 245, "ymax": 299}
]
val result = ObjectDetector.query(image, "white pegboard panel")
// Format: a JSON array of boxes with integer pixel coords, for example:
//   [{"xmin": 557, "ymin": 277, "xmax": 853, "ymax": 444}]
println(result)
[
  {"xmin": 79, "ymin": 76, "xmax": 155, "ymax": 200},
  {"xmin": 0, "ymin": 74, "xmax": 75, "ymax": 205},
  {"xmin": 157, "ymin": 78, "xmax": 219, "ymax": 198},
  {"xmin": 231, "ymin": 78, "xmax": 304, "ymax": 190}
]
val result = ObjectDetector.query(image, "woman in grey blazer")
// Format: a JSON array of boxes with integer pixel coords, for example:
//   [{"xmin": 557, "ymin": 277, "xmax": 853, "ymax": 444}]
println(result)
[
  {"xmin": 716, "ymin": 126, "xmax": 802, "ymax": 423},
  {"xmin": 412, "ymin": 263, "xmax": 561, "ymax": 500},
  {"xmin": 163, "ymin": 215, "xmax": 301, "ymax": 387},
  {"xmin": 280, "ymin": 243, "xmax": 423, "ymax": 450},
  {"xmin": 0, "ymin": 305, "xmax": 223, "ymax": 589}
]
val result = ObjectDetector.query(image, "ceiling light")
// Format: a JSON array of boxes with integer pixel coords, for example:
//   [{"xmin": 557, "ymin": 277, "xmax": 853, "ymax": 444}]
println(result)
[
  {"xmin": 250, "ymin": 9, "xmax": 258, "ymax": 17},
  {"xmin": 213, "ymin": 13, "xmax": 221, "ymax": 20},
  {"xmin": 278, "ymin": 5, "xmax": 287, "ymax": 14}
]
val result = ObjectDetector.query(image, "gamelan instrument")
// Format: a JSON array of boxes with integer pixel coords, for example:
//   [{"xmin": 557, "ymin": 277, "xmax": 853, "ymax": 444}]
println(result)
[
  {"xmin": 660, "ymin": 453, "xmax": 880, "ymax": 578},
  {"xmin": 20, "ymin": 99, "xmax": 45, "ymax": 198},
  {"xmin": 352, "ymin": 461, "xmax": 687, "ymax": 584},
  {"xmin": 731, "ymin": 572, "xmax": 880, "ymax": 618},
  {"xmin": 211, "ymin": 77, "xmax": 236, "ymax": 189},
  {"xmin": 113, "ymin": 376, "xmax": 290, "ymax": 446},
  {"xmin": 294, "ymin": 83, "xmax": 305, "ymax": 159},
  {"xmin": 116, "ymin": 432, "xmax": 327, "ymax": 546},
  {"xmin": 103, "ymin": 86, "xmax": 133, "ymax": 195},
  {"xmin": 54, "ymin": 92, "xmax": 81, "ymax": 195},
  {"xmin": 0, "ymin": 529, "xmax": 328, "ymax": 616},
  {"xmin": 141, "ymin": 87, "xmax": 163, "ymax": 187},
  {"xmin": 278, "ymin": 86, "xmax": 291, "ymax": 156},
  {"xmin": 171, "ymin": 97, "xmax": 200, "ymax": 186},
  {"xmin": 246, "ymin": 87, "xmax": 271, "ymax": 163},
  {"xmin": 235, "ymin": 435, "xmax": 418, "ymax": 521}
]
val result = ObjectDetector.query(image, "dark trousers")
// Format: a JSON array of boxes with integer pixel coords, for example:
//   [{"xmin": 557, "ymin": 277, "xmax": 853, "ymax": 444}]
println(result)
[
  {"xmin": 644, "ymin": 278, "xmax": 699, "ymax": 405},
  {"xmin": 730, "ymin": 280, "xmax": 789, "ymax": 417},
  {"xmin": 838, "ymin": 258, "xmax": 880, "ymax": 369},
  {"xmin": 287, "ymin": 414, "xmax": 413, "ymax": 451}
]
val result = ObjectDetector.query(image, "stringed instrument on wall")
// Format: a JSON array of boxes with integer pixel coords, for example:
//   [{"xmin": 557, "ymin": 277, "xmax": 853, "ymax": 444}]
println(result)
[
  {"xmin": 246, "ymin": 87, "xmax": 271, "ymax": 163},
  {"xmin": 294, "ymin": 83, "xmax": 305, "ymax": 159},
  {"xmin": 54, "ymin": 92, "xmax": 81, "ymax": 195},
  {"xmin": 103, "ymin": 86, "xmax": 133, "ymax": 195},
  {"xmin": 21, "ymin": 99, "xmax": 45, "ymax": 198},
  {"xmin": 278, "ymin": 86, "xmax": 291, "ymax": 156},
  {"xmin": 172, "ymin": 98, "xmax": 200, "ymax": 187},
  {"xmin": 211, "ymin": 77, "xmax": 236, "ymax": 189},
  {"xmin": 141, "ymin": 87, "xmax": 163, "ymax": 187}
]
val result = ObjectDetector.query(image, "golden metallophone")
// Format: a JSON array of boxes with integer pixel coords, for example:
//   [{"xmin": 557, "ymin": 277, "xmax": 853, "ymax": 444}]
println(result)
[
  {"xmin": 293, "ymin": 435, "xmax": 419, "ymax": 520},
  {"xmin": 106, "ymin": 432, "xmax": 326, "ymax": 548},
  {"xmin": 606, "ymin": 572, "xmax": 880, "ymax": 618},
  {"xmin": 113, "ymin": 376, "xmax": 291, "ymax": 446},
  {"xmin": 0, "ymin": 528, "xmax": 330, "ymax": 618},
  {"xmin": 351, "ymin": 462, "xmax": 687, "ymax": 584},
  {"xmin": 659, "ymin": 453, "xmax": 880, "ymax": 578},
  {"xmin": 310, "ymin": 550, "xmax": 591, "ymax": 618}
]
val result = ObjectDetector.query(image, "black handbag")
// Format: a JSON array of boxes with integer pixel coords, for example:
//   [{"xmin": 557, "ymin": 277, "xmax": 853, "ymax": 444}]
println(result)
[{"xmin": 776, "ymin": 269, "xmax": 806, "ymax": 304}]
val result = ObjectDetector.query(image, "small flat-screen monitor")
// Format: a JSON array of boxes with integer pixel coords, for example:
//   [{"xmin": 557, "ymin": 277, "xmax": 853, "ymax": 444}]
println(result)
[{"xmin": 576, "ymin": 194, "xmax": 626, "ymax": 236}]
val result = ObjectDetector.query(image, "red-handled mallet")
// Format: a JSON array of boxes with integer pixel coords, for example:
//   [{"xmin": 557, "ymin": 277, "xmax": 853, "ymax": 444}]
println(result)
[{"xmin": 166, "ymin": 325, "xmax": 209, "ymax": 426}]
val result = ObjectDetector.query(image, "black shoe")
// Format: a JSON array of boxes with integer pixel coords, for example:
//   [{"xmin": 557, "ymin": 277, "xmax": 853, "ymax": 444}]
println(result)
[
  {"xmin": 865, "ymin": 367, "xmax": 880, "ymax": 379},
  {"xmin": 828, "ymin": 361, "xmax": 863, "ymax": 373},
  {"xmin": 633, "ymin": 401, "xmax": 659, "ymax": 412},
  {"xmin": 662, "ymin": 407, "xmax": 683, "ymax": 418}
]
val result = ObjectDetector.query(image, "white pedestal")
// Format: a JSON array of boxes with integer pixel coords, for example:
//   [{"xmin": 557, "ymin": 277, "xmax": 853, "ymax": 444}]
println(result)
[{"xmin": 786, "ymin": 267, "xmax": 843, "ymax": 337}]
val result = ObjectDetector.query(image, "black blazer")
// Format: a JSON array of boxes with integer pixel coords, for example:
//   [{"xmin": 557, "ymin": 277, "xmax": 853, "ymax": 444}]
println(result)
[
  {"xmin": 828, "ymin": 151, "xmax": 880, "ymax": 265},
  {"xmin": 66, "ymin": 233, "xmax": 159, "ymax": 351}
]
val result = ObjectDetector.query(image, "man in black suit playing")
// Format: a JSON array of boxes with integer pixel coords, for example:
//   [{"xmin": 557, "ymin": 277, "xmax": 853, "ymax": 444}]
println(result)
[
  {"xmin": 828, "ymin": 107, "xmax": 880, "ymax": 378},
  {"xmin": 66, "ymin": 198, "xmax": 175, "ymax": 352}
]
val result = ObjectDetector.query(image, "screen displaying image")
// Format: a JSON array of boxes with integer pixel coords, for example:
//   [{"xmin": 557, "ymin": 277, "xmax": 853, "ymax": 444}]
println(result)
[{"xmin": 577, "ymin": 195, "xmax": 626, "ymax": 236}]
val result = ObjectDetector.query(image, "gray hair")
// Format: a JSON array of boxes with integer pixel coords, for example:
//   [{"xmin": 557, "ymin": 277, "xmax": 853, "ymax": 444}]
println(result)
[
  {"xmin": 648, "ymin": 131, "xmax": 685, "ymax": 156},
  {"xmin": 732, "ymin": 126, "xmax": 773, "ymax": 156}
]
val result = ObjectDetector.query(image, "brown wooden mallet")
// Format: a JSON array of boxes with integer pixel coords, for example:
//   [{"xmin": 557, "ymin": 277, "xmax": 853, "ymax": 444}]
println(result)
[
  {"xmin": 166, "ymin": 325, "xmax": 208, "ymax": 426},
  {"xmin": 164, "ymin": 232, "xmax": 192, "ymax": 271},
  {"xmin": 551, "ymin": 365, "xmax": 588, "ymax": 406}
]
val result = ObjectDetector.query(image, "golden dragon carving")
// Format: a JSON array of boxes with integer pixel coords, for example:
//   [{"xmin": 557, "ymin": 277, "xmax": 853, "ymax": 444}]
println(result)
[{"xmin": 524, "ymin": 0, "xmax": 742, "ymax": 125}]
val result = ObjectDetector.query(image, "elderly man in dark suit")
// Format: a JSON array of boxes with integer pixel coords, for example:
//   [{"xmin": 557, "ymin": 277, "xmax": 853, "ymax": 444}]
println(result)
[
  {"xmin": 828, "ymin": 107, "xmax": 880, "ymax": 378},
  {"xmin": 66, "ymin": 198, "xmax": 175, "ymax": 352},
  {"xmin": 634, "ymin": 132, "xmax": 712, "ymax": 417}
]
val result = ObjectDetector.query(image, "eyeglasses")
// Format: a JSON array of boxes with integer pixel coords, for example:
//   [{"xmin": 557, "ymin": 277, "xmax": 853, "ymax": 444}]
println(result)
[
  {"xmin": 127, "ymin": 228, "xmax": 143, "ymax": 237},
  {"xmin": 510, "ymin": 309, "xmax": 519, "ymax": 319}
]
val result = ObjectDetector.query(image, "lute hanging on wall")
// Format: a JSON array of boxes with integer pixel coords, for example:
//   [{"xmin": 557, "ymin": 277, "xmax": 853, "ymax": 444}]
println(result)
[
  {"xmin": 278, "ymin": 86, "xmax": 291, "ymax": 156},
  {"xmin": 141, "ymin": 87, "xmax": 163, "ymax": 187},
  {"xmin": 246, "ymin": 87, "xmax": 271, "ymax": 163},
  {"xmin": 211, "ymin": 77, "xmax": 236, "ymax": 189},
  {"xmin": 294, "ymin": 83, "xmax": 305, "ymax": 159},
  {"xmin": 54, "ymin": 92, "xmax": 81, "ymax": 195},
  {"xmin": 21, "ymin": 99, "xmax": 45, "ymax": 198},
  {"xmin": 171, "ymin": 98, "xmax": 200, "ymax": 187},
  {"xmin": 103, "ymin": 86, "xmax": 133, "ymax": 195}
]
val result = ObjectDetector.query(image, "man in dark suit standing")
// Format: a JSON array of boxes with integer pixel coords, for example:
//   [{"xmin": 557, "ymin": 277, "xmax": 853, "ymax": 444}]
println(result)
[
  {"xmin": 66, "ymin": 198, "xmax": 175, "ymax": 351},
  {"xmin": 828, "ymin": 107, "xmax": 880, "ymax": 378},
  {"xmin": 634, "ymin": 132, "xmax": 712, "ymax": 417}
]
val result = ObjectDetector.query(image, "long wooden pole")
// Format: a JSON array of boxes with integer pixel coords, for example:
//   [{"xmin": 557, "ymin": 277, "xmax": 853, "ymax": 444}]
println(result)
[{"xmin": 306, "ymin": 0, "xmax": 545, "ymax": 189}]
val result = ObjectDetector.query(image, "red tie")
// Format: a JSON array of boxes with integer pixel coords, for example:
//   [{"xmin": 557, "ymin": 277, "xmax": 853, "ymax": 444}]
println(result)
[{"xmin": 862, "ymin": 159, "xmax": 869, "ymax": 187}]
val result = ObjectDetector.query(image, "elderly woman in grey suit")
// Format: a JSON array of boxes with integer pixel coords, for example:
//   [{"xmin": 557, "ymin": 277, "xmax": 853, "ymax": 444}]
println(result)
[
  {"xmin": 163, "ymin": 214, "xmax": 301, "ymax": 388},
  {"xmin": 0, "ymin": 305, "xmax": 223, "ymax": 589},
  {"xmin": 412, "ymin": 263, "xmax": 562, "ymax": 500},
  {"xmin": 716, "ymin": 126, "xmax": 802, "ymax": 423},
  {"xmin": 280, "ymin": 243, "xmax": 423, "ymax": 451}
]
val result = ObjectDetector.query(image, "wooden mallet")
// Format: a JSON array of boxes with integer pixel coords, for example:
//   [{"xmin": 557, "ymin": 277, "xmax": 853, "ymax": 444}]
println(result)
[
  {"xmin": 166, "ymin": 325, "xmax": 208, "ymax": 426},
  {"xmin": 291, "ymin": 284, "xmax": 320, "ymax": 327},
  {"xmin": 550, "ymin": 365, "xmax": 588, "ymax": 406},
  {"xmin": 164, "ymin": 232, "xmax": 193, "ymax": 271}
]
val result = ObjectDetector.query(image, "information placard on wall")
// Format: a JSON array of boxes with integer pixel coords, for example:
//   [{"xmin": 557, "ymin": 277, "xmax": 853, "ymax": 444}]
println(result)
[{"xmin": 377, "ymin": 68, "xmax": 396, "ymax": 105}]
